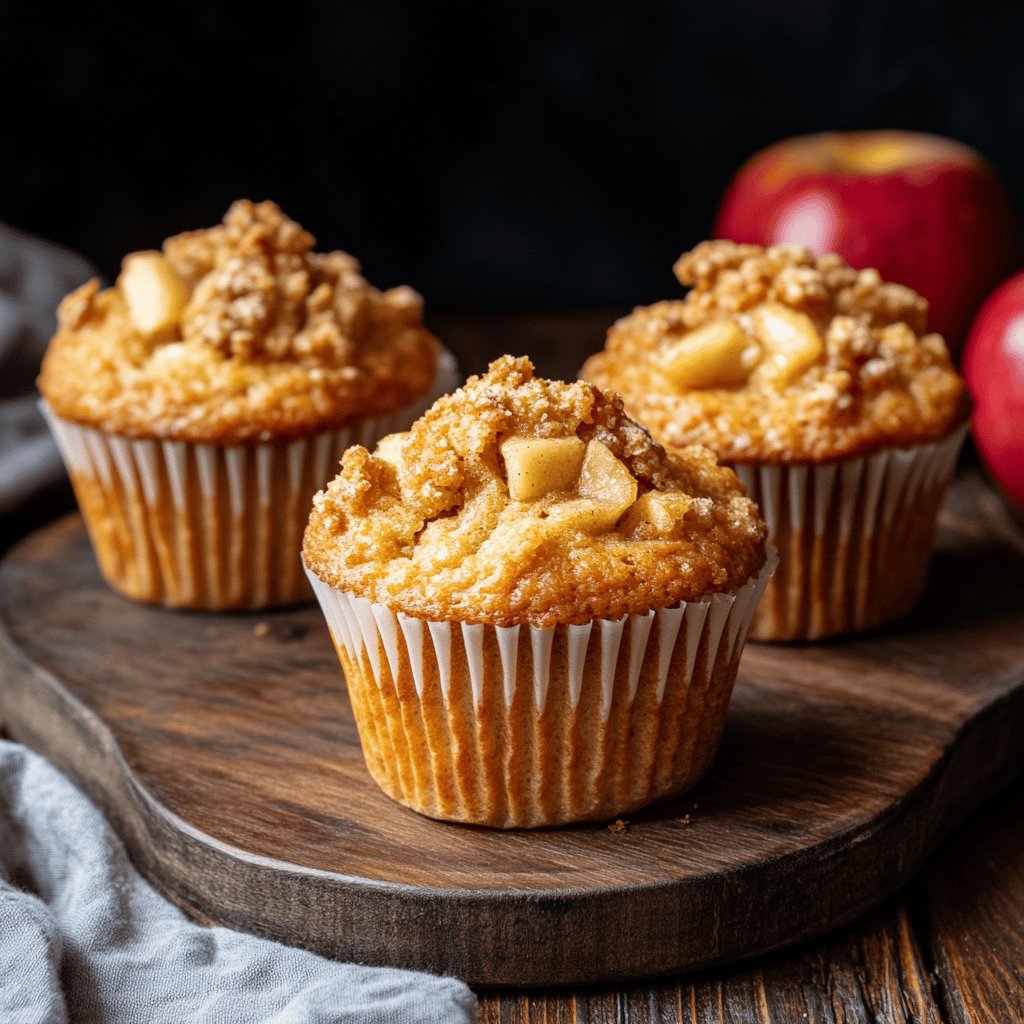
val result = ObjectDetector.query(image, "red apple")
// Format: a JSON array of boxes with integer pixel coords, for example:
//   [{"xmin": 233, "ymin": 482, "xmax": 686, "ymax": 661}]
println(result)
[
  {"xmin": 714, "ymin": 130, "xmax": 1019, "ymax": 354},
  {"xmin": 963, "ymin": 271, "xmax": 1024, "ymax": 510}
]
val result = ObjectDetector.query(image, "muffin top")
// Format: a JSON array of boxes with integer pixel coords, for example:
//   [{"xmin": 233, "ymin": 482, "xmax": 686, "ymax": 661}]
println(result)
[
  {"xmin": 304, "ymin": 356, "xmax": 767, "ymax": 627},
  {"xmin": 39, "ymin": 201, "xmax": 440, "ymax": 443},
  {"xmin": 582, "ymin": 240, "xmax": 969, "ymax": 463}
]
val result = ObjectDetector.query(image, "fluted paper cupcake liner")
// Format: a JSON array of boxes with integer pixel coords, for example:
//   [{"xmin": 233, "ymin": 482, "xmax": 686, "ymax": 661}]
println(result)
[
  {"xmin": 306, "ymin": 552, "xmax": 775, "ymax": 828},
  {"xmin": 42, "ymin": 350, "xmax": 460, "ymax": 610},
  {"xmin": 732, "ymin": 426, "xmax": 966, "ymax": 642}
]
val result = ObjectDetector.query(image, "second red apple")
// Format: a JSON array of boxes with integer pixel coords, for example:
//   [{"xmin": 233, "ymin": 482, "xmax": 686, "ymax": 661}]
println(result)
[{"xmin": 963, "ymin": 271, "xmax": 1024, "ymax": 511}]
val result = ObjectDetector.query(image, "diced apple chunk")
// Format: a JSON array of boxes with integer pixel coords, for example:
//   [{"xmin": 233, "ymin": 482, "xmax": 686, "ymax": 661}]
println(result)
[
  {"xmin": 542, "ymin": 441, "xmax": 639, "ymax": 533},
  {"xmin": 374, "ymin": 432, "xmax": 408, "ymax": 470},
  {"xmin": 619, "ymin": 490, "xmax": 692, "ymax": 534},
  {"xmin": 577, "ymin": 440, "xmax": 638, "ymax": 509},
  {"xmin": 500, "ymin": 435, "xmax": 586, "ymax": 501},
  {"xmin": 659, "ymin": 319, "xmax": 753, "ymax": 390},
  {"xmin": 118, "ymin": 252, "xmax": 188, "ymax": 335},
  {"xmin": 544, "ymin": 497, "xmax": 628, "ymax": 534},
  {"xmin": 748, "ymin": 303, "xmax": 824, "ymax": 385}
]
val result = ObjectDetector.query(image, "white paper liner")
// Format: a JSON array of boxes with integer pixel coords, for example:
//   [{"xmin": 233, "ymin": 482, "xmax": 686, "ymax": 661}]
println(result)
[
  {"xmin": 42, "ymin": 349, "xmax": 461, "ymax": 610},
  {"xmin": 305, "ymin": 551, "xmax": 775, "ymax": 828},
  {"xmin": 732, "ymin": 426, "xmax": 966, "ymax": 641}
]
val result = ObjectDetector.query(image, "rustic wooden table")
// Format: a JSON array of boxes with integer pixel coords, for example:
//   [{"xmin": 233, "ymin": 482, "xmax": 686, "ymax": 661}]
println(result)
[{"xmin": 432, "ymin": 312, "xmax": 1024, "ymax": 1022}]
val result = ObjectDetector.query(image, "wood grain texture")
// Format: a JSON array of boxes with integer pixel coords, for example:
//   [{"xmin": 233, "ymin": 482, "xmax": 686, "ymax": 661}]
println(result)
[
  {"xmin": 922, "ymin": 777, "xmax": 1024, "ymax": 1024},
  {"xmin": 477, "ymin": 771, "xmax": 1024, "ymax": 1021},
  {"xmin": 479, "ymin": 903, "xmax": 943, "ymax": 1023},
  {"xmin": 1, "ymin": 473, "xmax": 1022, "ymax": 987}
]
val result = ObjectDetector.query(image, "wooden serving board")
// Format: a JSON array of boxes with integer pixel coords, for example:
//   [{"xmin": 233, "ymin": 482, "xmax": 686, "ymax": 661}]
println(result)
[{"xmin": 1, "ymin": 474, "xmax": 1023, "ymax": 988}]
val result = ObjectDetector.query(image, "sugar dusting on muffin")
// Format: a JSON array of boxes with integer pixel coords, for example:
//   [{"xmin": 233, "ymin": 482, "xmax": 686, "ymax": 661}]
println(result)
[
  {"xmin": 39, "ymin": 201, "xmax": 439, "ymax": 442},
  {"xmin": 303, "ymin": 355, "xmax": 767, "ymax": 627},
  {"xmin": 582, "ymin": 240, "xmax": 969, "ymax": 463}
]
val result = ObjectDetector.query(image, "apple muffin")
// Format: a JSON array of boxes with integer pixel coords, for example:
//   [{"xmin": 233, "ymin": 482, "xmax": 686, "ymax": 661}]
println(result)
[
  {"xmin": 582, "ymin": 240, "xmax": 969, "ymax": 640},
  {"xmin": 39, "ymin": 200, "xmax": 457, "ymax": 609},
  {"xmin": 303, "ymin": 356, "xmax": 773, "ymax": 828}
]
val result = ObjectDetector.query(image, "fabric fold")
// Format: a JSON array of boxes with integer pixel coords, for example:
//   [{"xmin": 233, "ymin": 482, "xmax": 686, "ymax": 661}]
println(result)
[{"xmin": 0, "ymin": 740, "xmax": 477, "ymax": 1024}]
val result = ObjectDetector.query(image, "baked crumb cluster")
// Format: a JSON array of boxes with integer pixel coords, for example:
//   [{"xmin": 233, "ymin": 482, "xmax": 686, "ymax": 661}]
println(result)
[
  {"xmin": 304, "ymin": 356, "xmax": 767, "ymax": 626},
  {"xmin": 582, "ymin": 241, "xmax": 968, "ymax": 462},
  {"xmin": 40, "ymin": 201, "xmax": 439, "ymax": 442},
  {"xmin": 673, "ymin": 240, "xmax": 931, "ymax": 332}
]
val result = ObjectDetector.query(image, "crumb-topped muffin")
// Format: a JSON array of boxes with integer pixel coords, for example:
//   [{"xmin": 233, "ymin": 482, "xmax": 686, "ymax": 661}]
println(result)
[
  {"xmin": 583, "ymin": 240, "xmax": 967, "ymax": 463},
  {"xmin": 39, "ymin": 201, "xmax": 458, "ymax": 609},
  {"xmin": 305, "ymin": 354, "xmax": 766, "ymax": 626},
  {"xmin": 40, "ymin": 199, "xmax": 441, "ymax": 442},
  {"xmin": 582, "ymin": 241, "xmax": 969, "ymax": 640},
  {"xmin": 304, "ymin": 356, "xmax": 773, "ymax": 828}
]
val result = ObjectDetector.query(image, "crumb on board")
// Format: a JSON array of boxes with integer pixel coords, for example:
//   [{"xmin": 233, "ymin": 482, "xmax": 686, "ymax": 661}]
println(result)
[
  {"xmin": 251, "ymin": 621, "xmax": 308, "ymax": 642},
  {"xmin": 608, "ymin": 819, "xmax": 628, "ymax": 834}
]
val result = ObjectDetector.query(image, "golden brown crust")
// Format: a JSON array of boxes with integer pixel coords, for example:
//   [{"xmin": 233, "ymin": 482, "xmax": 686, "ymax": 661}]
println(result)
[
  {"xmin": 38, "ymin": 201, "xmax": 440, "ymax": 443},
  {"xmin": 582, "ymin": 241, "xmax": 969, "ymax": 463},
  {"xmin": 303, "ymin": 356, "xmax": 767, "ymax": 627}
]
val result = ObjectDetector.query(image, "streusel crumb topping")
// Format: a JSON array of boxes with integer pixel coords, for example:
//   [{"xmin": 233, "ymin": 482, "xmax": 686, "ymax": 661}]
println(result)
[
  {"xmin": 582, "ymin": 241, "xmax": 968, "ymax": 463},
  {"xmin": 39, "ymin": 201, "xmax": 440, "ymax": 442},
  {"xmin": 304, "ymin": 356, "xmax": 767, "ymax": 627}
]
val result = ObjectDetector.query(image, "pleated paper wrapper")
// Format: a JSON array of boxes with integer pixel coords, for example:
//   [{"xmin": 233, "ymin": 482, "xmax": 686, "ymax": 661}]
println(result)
[
  {"xmin": 42, "ymin": 350, "xmax": 460, "ymax": 610},
  {"xmin": 306, "ymin": 552, "xmax": 776, "ymax": 828},
  {"xmin": 732, "ymin": 426, "xmax": 966, "ymax": 642}
]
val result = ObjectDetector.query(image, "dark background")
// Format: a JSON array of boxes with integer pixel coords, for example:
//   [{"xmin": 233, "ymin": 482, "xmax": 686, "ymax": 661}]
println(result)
[{"xmin": 2, "ymin": 0, "xmax": 1023, "ymax": 311}]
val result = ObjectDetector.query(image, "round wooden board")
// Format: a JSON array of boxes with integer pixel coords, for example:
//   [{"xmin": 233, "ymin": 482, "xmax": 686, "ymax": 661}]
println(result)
[{"xmin": 2, "ymin": 475, "xmax": 1023, "ymax": 988}]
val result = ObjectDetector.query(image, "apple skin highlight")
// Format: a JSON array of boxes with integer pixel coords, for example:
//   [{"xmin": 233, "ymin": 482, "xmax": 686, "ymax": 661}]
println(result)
[
  {"xmin": 964, "ymin": 271, "xmax": 1024, "ymax": 511},
  {"xmin": 714, "ymin": 130, "xmax": 1019, "ymax": 354}
]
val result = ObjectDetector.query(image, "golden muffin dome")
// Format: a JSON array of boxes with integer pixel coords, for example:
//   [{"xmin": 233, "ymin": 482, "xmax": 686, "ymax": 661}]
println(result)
[
  {"xmin": 39, "ymin": 200, "xmax": 441, "ymax": 443},
  {"xmin": 303, "ymin": 355, "xmax": 767, "ymax": 627},
  {"xmin": 582, "ymin": 240, "xmax": 968, "ymax": 463}
]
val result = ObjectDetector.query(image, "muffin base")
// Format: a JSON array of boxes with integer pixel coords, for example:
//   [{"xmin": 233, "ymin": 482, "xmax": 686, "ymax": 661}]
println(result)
[
  {"xmin": 733, "ymin": 427, "xmax": 966, "ymax": 642},
  {"xmin": 306, "ymin": 554, "xmax": 774, "ymax": 828},
  {"xmin": 42, "ymin": 350, "xmax": 459, "ymax": 610}
]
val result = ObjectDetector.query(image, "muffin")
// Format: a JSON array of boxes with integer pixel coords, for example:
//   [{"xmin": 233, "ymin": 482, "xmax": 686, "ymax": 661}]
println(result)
[
  {"xmin": 38, "ymin": 200, "xmax": 457, "ymax": 609},
  {"xmin": 303, "ymin": 356, "xmax": 773, "ymax": 828},
  {"xmin": 582, "ymin": 240, "xmax": 969, "ymax": 641}
]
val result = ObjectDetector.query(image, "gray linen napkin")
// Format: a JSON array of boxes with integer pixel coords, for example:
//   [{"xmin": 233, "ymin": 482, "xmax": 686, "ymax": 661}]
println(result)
[
  {"xmin": 0, "ymin": 224, "xmax": 95, "ymax": 514},
  {"xmin": 0, "ymin": 227, "xmax": 478, "ymax": 1022},
  {"xmin": 0, "ymin": 740, "xmax": 477, "ymax": 1023}
]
